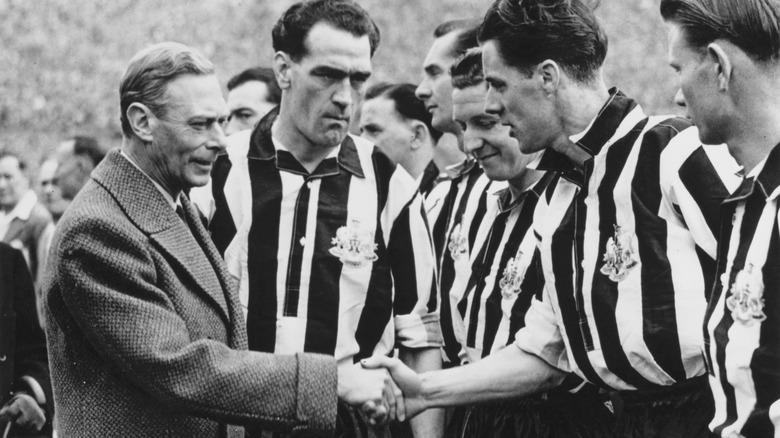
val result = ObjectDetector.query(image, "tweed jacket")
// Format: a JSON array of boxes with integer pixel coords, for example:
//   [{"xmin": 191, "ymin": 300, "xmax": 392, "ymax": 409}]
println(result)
[
  {"xmin": 43, "ymin": 150, "xmax": 337, "ymax": 438},
  {"xmin": 0, "ymin": 242, "xmax": 52, "ymax": 436}
]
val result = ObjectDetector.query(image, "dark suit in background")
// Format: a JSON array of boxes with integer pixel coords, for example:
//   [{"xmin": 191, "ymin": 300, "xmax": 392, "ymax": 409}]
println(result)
[{"xmin": 0, "ymin": 242, "xmax": 51, "ymax": 437}]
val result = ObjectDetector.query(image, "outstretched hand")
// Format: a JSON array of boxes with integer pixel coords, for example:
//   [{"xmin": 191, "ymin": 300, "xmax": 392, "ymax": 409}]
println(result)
[{"xmin": 361, "ymin": 355, "xmax": 427, "ymax": 420}]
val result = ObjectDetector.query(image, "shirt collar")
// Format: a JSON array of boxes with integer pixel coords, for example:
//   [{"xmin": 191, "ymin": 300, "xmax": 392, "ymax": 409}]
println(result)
[
  {"xmin": 494, "ymin": 171, "xmax": 554, "ymax": 213},
  {"xmin": 529, "ymin": 88, "xmax": 637, "ymax": 186},
  {"xmin": 4, "ymin": 190, "xmax": 38, "ymax": 221},
  {"xmin": 727, "ymin": 142, "xmax": 780, "ymax": 202},
  {"xmin": 120, "ymin": 150, "xmax": 179, "ymax": 210},
  {"xmin": 444, "ymin": 156, "xmax": 477, "ymax": 179},
  {"xmin": 247, "ymin": 107, "xmax": 364, "ymax": 178}
]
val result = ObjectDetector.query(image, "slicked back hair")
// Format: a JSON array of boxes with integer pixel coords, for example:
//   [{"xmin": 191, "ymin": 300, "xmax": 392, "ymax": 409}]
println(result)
[
  {"xmin": 364, "ymin": 82, "xmax": 443, "ymax": 142},
  {"xmin": 434, "ymin": 18, "xmax": 481, "ymax": 59},
  {"xmin": 226, "ymin": 67, "xmax": 282, "ymax": 104},
  {"xmin": 477, "ymin": 0, "xmax": 608, "ymax": 84},
  {"xmin": 272, "ymin": 0, "xmax": 380, "ymax": 62},
  {"xmin": 119, "ymin": 42, "xmax": 214, "ymax": 138},
  {"xmin": 661, "ymin": 0, "xmax": 780, "ymax": 62},
  {"xmin": 451, "ymin": 48, "xmax": 485, "ymax": 89}
]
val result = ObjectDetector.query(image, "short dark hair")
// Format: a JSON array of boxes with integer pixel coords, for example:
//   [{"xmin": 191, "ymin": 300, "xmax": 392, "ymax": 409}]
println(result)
[
  {"xmin": 660, "ymin": 0, "xmax": 780, "ymax": 62},
  {"xmin": 226, "ymin": 67, "xmax": 282, "ymax": 104},
  {"xmin": 477, "ymin": 0, "xmax": 608, "ymax": 84},
  {"xmin": 272, "ymin": 0, "xmax": 380, "ymax": 61},
  {"xmin": 72, "ymin": 136, "xmax": 105, "ymax": 168},
  {"xmin": 364, "ymin": 82, "xmax": 442, "ymax": 142},
  {"xmin": 434, "ymin": 19, "xmax": 481, "ymax": 58},
  {"xmin": 451, "ymin": 48, "xmax": 484, "ymax": 89},
  {"xmin": 119, "ymin": 42, "xmax": 214, "ymax": 138}
]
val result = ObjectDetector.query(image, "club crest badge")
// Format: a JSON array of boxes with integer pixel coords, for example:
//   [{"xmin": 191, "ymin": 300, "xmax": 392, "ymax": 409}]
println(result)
[
  {"xmin": 600, "ymin": 225, "xmax": 638, "ymax": 282},
  {"xmin": 499, "ymin": 253, "xmax": 525, "ymax": 299},
  {"xmin": 447, "ymin": 223, "xmax": 468, "ymax": 261},
  {"xmin": 329, "ymin": 220, "xmax": 378, "ymax": 268},
  {"xmin": 725, "ymin": 263, "xmax": 766, "ymax": 325}
]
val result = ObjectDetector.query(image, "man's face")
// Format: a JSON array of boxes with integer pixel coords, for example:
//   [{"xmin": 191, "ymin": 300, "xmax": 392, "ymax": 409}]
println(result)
[
  {"xmin": 147, "ymin": 74, "xmax": 228, "ymax": 194},
  {"xmin": 481, "ymin": 40, "xmax": 561, "ymax": 155},
  {"xmin": 359, "ymin": 97, "xmax": 414, "ymax": 166},
  {"xmin": 39, "ymin": 158, "xmax": 69, "ymax": 218},
  {"xmin": 416, "ymin": 31, "xmax": 460, "ymax": 134},
  {"xmin": 0, "ymin": 156, "xmax": 28, "ymax": 211},
  {"xmin": 225, "ymin": 80, "xmax": 276, "ymax": 135},
  {"xmin": 283, "ymin": 23, "xmax": 372, "ymax": 149},
  {"xmin": 53, "ymin": 141, "xmax": 85, "ymax": 201},
  {"xmin": 453, "ymin": 83, "xmax": 535, "ymax": 184},
  {"xmin": 667, "ymin": 24, "xmax": 725, "ymax": 145}
]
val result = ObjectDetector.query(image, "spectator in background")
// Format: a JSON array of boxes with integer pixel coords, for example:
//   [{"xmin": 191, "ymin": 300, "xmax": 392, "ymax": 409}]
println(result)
[
  {"xmin": 0, "ymin": 242, "xmax": 51, "ymax": 437},
  {"xmin": 39, "ymin": 136, "xmax": 105, "ymax": 225},
  {"xmin": 225, "ymin": 67, "xmax": 281, "ymax": 135},
  {"xmin": 0, "ymin": 152, "xmax": 52, "ymax": 285},
  {"xmin": 359, "ymin": 82, "xmax": 441, "ymax": 194},
  {"xmin": 37, "ymin": 160, "xmax": 65, "ymax": 225}
]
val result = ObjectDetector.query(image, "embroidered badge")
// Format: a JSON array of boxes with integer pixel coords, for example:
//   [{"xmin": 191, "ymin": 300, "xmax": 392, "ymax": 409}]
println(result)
[
  {"xmin": 499, "ymin": 253, "xmax": 525, "ymax": 299},
  {"xmin": 724, "ymin": 263, "xmax": 766, "ymax": 325},
  {"xmin": 600, "ymin": 225, "xmax": 638, "ymax": 282},
  {"xmin": 447, "ymin": 223, "xmax": 468, "ymax": 261},
  {"xmin": 329, "ymin": 220, "xmax": 378, "ymax": 268}
]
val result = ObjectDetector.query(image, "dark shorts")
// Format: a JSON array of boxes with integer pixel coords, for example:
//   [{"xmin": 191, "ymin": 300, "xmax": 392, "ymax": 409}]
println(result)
[
  {"xmin": 445, "ymin": 386, "xmax": 615, "ymax": 438},
  {"xmin": 613, "ymin": 375, "xmax": 716, "ymax": 438}
]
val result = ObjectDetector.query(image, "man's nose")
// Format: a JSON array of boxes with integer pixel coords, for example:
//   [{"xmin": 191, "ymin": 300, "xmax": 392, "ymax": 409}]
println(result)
[
  {"xmin": 415, "ymin": 80, "xmax": 431, "ymax": 101},
  {"xmin": 674, "ymin": 88, "xmax": 686, "ymax": 107},
  {"xmin": 332, "ymin": 80, "xmax": 353, "ymax": 110},
  {"xmin": 484, "ymin": 88, "xmax": 502, "ymax": 117},
  {"xmin": 210, "ymin": 123, "xmax": 228, "ymax": 153},
  {"xmin": 463, "ymin": 134, "xmax": 483, "ymax": 156}
]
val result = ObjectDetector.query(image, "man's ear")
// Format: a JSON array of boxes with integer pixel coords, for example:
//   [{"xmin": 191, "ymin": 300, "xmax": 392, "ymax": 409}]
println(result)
[
  {"xmin": 536, "ymin": 59, "xmax": 562, "ymax": 94},
  {"xmin": 274, "ymin": 51, "xmax": 293, "ymax": 90},
  {"xmin": 707, "ymin": 42, "xmax": 732, "ymax": 93},
  {"xmin": 126, "ymin": 103, "xmax": 155, "ymax": 143},
  {"xmin": 409, "ymin": 121, "xmax": 428, "ymax": 150}
]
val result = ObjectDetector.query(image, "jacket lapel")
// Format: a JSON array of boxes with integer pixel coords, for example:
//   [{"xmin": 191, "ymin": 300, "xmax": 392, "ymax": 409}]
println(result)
[
  {"xmin": 2, "ymin": 219, "xmax": 23, "ymax": 243},
  {"xmin": 92, "ymin": 151, "xmax": 231, "ymax": 324}
]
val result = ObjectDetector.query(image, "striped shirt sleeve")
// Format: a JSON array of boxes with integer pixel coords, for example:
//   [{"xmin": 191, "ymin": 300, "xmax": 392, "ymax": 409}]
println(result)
[
  {"xmin": 513, "ymin": 286, "xmax": 572, "ymax": 373},
  {"xmin": 383, "ymin": 163, "xmax": 441, "ymax": 349}
]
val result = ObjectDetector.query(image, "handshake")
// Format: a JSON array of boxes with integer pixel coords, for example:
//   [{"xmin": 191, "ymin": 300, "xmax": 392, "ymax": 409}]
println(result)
[{"xmin": 337, "ymin": 356, "xmax": 424, "ymax": 426}]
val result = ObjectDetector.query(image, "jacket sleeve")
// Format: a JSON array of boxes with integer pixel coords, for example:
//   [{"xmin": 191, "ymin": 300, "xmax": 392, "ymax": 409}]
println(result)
[{"xmin": 54, "ymin": 215, "xmax": 338, "ymax": 434}]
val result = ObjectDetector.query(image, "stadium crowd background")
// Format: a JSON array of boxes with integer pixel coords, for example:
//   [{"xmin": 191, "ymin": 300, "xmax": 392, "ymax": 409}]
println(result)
[{"xmin": 1, "ymin": 0, "xmax": 675, "ymax": 165}]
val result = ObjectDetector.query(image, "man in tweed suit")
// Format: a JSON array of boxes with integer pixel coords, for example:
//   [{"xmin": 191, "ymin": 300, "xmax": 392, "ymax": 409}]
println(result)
[{"xmin": 42, "ymin": 42, "xmax": 392, "ymax": 438}]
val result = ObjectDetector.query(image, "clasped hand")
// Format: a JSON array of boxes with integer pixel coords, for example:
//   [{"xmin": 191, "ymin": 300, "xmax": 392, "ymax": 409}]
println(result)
[
  {"xmin": 337, "ymin": 357, "xmax": 424, "ymax": 427},
  {"xmin": 0, "ymin": 394, "xmax": 45, "ymax": 433}
]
